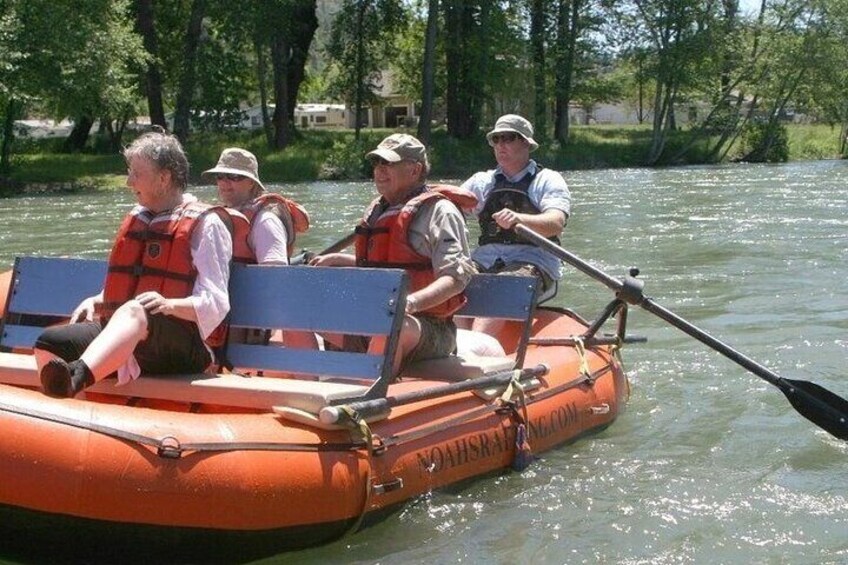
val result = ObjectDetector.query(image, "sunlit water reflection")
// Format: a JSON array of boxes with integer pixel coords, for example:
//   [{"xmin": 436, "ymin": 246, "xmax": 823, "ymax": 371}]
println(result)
[{"xmin": 2, "ymin": 160, "xmax": 846, "ymax": 563}]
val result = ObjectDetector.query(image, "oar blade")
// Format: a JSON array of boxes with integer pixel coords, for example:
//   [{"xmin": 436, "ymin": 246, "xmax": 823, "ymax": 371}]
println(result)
[{"xmin": 780, "ymin": 379, "xmax": 848, "ymax": 440}]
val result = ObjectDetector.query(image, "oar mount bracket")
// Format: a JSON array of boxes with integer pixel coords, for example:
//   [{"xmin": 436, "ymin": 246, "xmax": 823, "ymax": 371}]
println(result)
[{"xmin": 617, "ymin": 270, "xmax": 645, "ymax": 306}]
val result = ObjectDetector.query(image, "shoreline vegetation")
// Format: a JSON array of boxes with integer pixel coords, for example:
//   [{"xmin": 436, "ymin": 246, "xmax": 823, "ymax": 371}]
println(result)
[{"xmin": 1, "ymin": 124, "xmax": 845, "ymax": 194}]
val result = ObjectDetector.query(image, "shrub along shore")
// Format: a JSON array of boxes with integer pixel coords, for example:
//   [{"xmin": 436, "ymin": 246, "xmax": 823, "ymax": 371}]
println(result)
[{"xmin": 1, "ymin": 124, "xmax": 845, "ymax": 194}]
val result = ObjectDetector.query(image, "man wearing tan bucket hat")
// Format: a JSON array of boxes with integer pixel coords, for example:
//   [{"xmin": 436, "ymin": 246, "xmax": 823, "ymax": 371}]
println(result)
[
  {"xmin": 311, "ymin": 133, "xmax": 477, "ymax": 375},
  {"xmin": 203, "ymin": 147, "xmax": 310, "ymax": 265},
  {"xmin": 203, "ymin": 148, "xmax": 316, "ymax": 350},
  {"xmin": 461, "ymin": 114, "xmax": 571, "ymax": 334}
]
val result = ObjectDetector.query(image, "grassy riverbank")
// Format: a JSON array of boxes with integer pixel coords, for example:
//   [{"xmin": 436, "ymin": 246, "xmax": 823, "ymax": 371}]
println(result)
[{"xmin": 2, "ymin": 124, "xmax": 845, "ymax": 192}]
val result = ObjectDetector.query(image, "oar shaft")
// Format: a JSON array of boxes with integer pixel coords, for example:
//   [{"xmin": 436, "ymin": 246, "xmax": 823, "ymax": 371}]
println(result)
[
  {"xmin": 517, "ymin": 225, "xmax": 622, "ymax": 292},
  {"xmin": 515, "ymin": 223, "xmax": 783, "ymax": 385},
  {"xmin": 515, "ymin": 223, "xmax": 848, "ymax": 440},
  {"xmin": 319, "ymin": 232, "xmax": 356, "ymax": 255},
  {"xmin": 320, "ymin": 364, "xmax": 549, "ymax": 424},
  {"xmin": 639, "ymin": 298, "xmax": 782, "ymax": 387}
]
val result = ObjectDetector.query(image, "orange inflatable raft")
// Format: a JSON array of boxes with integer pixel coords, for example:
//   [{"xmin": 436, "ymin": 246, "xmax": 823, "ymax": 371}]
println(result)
[{"xmin": 0, "ymin": 261, "xmax": 631, "ymax": 563}]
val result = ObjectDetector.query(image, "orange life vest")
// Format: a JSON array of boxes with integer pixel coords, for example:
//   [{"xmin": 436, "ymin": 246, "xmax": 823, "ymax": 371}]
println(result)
[
  {"xmin": 101, "ymin": 201, "xmax": 231, "ymax": 348},
  {"xmin": 233, "ymin": 193, "xmax": 310, "ymax": 262},
  {"xmin": 354, "ymin": 184, "xmax": 477, "ymax": 319}
]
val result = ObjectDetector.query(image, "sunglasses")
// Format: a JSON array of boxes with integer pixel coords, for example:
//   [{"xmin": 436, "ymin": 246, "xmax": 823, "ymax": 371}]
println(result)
[
  {"xmin": 490, "ymin": 132, "xmax": 520, "ymax": 145},
  {"xmin": 216, "ymin": 173, "xmax": 246, "ymax": 181},
  {"xmin": 370, "ymin": 157, "xmax": 414, "ymax": 167}
]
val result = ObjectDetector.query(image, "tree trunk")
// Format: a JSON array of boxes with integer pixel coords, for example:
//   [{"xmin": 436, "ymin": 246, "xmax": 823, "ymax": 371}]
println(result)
[
  {"xmin": 172, "ymin": 0, "xmax": 207, "ymax": 144},
  {"xmin": 285, "ymin": 0, "xmax": 318, "ymax": 133},
  {"xmin": 353, "ymin": 0, "xmax": 367, "ymax": 140},
  {"xmin": 1, "ymin": 99, "xmax": 20, "ymax": 175},
  {"xmin": 530, "ymin": 0, "xmax": 547, "ymax": 141},
  {"xmin": 444, "ymin": 0, "xmax": 482, "ymax": 139},
  {"xmin": 417, "ymin": 0, "xmax": 439, "ymax": 144},
  {"xmin": 134, "ymin": 0, "xmax": 166, "ymax": 129},
  {"xmin": 63, "ymin": 114, "xmax": 94, "ymax": 153},
  {"xmin": 554, "ymin": 0, "xmax": 579, "ymax": 143},
  {"xmin": 255, "ymin": 39, "xmax": 274, "ymax": 147},
  {"xmin": 270, "ymin": 31, "xmax": 291, "ymax": 150}
]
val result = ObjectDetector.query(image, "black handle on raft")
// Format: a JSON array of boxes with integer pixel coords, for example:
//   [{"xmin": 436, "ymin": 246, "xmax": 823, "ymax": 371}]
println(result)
[
  {"xmin": 513, "ymin": 223, "xmax": 848, "ymax": 441},
  {"xmin": 320, "ymin": 364, "xmax": 550, "ymax": 424},
  {"xmin": 290, "ymin": 232, "xmax": 357, "ymax": 266}
]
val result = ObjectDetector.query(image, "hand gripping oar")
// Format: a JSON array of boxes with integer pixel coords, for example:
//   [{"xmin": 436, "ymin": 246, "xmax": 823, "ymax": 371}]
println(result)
[
  {"xmin": 514, "ymin": 223, "xmax": 848, "ymax": 441},
  {"xmin": 289, "ymin": 231, "xmax": 356, "ymax": 265}
]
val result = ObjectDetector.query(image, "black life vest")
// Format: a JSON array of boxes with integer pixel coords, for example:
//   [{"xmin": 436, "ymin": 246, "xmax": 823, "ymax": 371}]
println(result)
[{"xmin": 478, "ymin": 166, "xmax": 560, "ymax": 246}]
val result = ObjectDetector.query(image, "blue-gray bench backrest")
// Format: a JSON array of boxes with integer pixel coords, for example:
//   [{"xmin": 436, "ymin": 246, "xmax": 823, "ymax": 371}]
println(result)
[
  {"xmin": 0, "ymin": 256, "xmax": 106, "ymax": 351},
  {"xmin": 454, "ymin": 274, "xmax": 539, "ymax": 367},
  {"xmin": 226, "ymin": 264, "xmax": 408, "ymax": 400}
]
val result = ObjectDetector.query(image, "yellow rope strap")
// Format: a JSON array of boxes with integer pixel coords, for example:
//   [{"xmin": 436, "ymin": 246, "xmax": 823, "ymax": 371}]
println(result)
[
  {"xmin": 574, "ymin": 336, "xmax": 592, "ymax": 379},
  {"xmin": 610, "ymin": 336, "xmax": 625, "ymax": 371},
  {"xmin": 498, "ymin": 370, "xmax": 534, "ymax": 471},
  {"xmin": 336, "ymin": 405, "xmax": 375, "ymax": 536},
  {"xmin": 609, "ymin": 337, "xmax": 631, "ymax": 398},
  {"xmin": 499, "ymin": 370, "xmax": 530, "ymax": 424}
]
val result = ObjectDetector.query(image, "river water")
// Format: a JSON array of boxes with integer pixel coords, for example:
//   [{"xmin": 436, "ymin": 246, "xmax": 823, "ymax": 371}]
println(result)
[{"xmin": 1, "ymin": 161, "xmax": 846, "ymax": 564}]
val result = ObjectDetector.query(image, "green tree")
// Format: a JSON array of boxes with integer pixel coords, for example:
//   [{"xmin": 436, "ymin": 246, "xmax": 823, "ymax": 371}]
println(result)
[
  {"xmin": 1, "ymin": 0, "xmax": 146, "ymax": 167},
  {"xmin": 326, "ymin": 0, "xmax": 404, "ymax": 140}
]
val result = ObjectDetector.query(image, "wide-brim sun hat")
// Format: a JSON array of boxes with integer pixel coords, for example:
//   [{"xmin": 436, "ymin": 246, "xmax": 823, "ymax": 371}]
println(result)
[
  {"xmin": 486, "ymin": 114, "xmax": 539, "ymax": 152},
  {"xmin": 201, "ymin": 147, "xmax": 266, "ymax": 191}
]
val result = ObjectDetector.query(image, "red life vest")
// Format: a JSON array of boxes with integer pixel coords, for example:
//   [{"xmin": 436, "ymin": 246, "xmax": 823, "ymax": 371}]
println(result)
[
  {"xmin": 101, "ymin": 201, "xmax": 231, "ymax": 348},
  {"xmin": 354, "ymin": 184, "xmax": 477, "ymax": 319},
  {"xmin": 233, "ymin": 193, "xmax": 311, "ymax": 262}
]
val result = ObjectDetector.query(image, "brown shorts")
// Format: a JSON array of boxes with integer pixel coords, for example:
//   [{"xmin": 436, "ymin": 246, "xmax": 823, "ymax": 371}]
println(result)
[{"xmin": 473, "ymin": 260, "xmax": 554, "ymax": 293}]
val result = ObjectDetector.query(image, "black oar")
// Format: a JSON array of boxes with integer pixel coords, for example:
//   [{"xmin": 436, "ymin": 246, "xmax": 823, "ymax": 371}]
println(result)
[
  {"xmin": 514, "ymin": 223, "xmax": 848, "ymax": 441},
  {"xmin": 319, "ymin": 364, "xmax": 549, "ymax": 424}
]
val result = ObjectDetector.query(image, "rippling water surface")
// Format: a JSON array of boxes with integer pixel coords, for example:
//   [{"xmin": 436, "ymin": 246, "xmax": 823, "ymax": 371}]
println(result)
[{"xmin": 1, "ymin": 161, "xmax": 846, "ymax": 564}]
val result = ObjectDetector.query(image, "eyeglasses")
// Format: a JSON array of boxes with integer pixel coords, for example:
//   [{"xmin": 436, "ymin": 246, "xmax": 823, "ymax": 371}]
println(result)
[
  {"xmin": 490, "ymin": 132, "xmax": 519, "ymax": 145},
  {"xmin": 216, "ymin": 173, "xmax": 246, "ymax": 181}
]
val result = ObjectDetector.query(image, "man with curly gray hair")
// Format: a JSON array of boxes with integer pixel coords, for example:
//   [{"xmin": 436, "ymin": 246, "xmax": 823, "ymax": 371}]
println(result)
[{"xmin": 34, "ymin": 131, "xmax": 234, "ymax": 398}]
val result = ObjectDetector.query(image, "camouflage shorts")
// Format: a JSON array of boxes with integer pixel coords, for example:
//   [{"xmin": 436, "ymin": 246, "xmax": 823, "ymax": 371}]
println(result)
[
  {"xmin": 473, "ymin": 259, "xmax": 554, "ymax": 293},
  {"xmin": 404, "ymin": 315, "xmax": 457, "ymax": 366}
]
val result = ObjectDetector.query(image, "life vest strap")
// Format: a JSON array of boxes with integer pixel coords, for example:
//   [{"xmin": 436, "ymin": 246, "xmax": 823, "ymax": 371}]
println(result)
[
  {"xmin": 356, "ymin": 259, "xmax": 429, "ymax": 271},
  {"xmin": 124, "ymin": 230, "xmax": 175, "ymax": 242},
  {"xmin": 107, "ymin": 264, "xmax": 195, "ymax": 282}
]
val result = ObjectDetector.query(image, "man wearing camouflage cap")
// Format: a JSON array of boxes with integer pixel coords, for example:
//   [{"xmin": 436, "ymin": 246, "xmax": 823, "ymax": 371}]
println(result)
[
  {"xmin": 312, "ymin": 133, "xmax": 477, "ymax": 376},
  {"xmin": 461, "ymin": 114, "xmax": 571, "ymax": 334}
]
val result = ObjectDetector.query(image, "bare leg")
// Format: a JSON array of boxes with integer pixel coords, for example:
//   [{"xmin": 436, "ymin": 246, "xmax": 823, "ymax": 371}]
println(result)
[
  {"xmin": 282, "ymin": 330, "xmax": 320, "ymax": 350},
  {"xmin": 34, "ymin": 348, "xmax": 59, "ymax": 373},
  {"xmin": 79, "ymin": 300, "xmax": 149, "ymax": 381},
  {"xmin": 470, "ymin": 317, "xmax": 506, "ymax": 340}
]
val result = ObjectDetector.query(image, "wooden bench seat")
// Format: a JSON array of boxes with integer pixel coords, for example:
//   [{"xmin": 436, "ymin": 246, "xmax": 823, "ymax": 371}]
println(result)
[
  {"xmin": 0, "ymin": 351, "xmax": 367, "ymax": 412},
  {"xmin": 0, "ymin": 258, "xmax": 409, "ymax": 417}
]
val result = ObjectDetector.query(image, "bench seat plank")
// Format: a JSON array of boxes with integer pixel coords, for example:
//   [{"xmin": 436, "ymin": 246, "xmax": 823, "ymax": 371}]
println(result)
[
  {"xmin": 0, "ymin": 325, "xmax": 46, "ymax": 350},
  {"xmin": 229, "ymin": 265, "xmax": 405, "ymax": 335},
  {"xmin": 6, "ymin": 257, "xmax": 106, "ymax": 318},
  {"xmin": 227, "ymin": 344, "xmax": 386, "ymax": 382},
  {"xmin": 0, "ymin": 352, "xmax": 367, "ymax": 412}
]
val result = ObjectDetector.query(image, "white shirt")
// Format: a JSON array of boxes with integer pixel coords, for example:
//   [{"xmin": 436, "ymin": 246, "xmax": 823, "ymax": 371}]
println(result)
[
  {"xmin": 118, "ymin": 194, "xmax": 232, "ymax": 384},
  {"xmin": 250, "ymin": 208, "xmax": 289, "ymax": 264}
]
